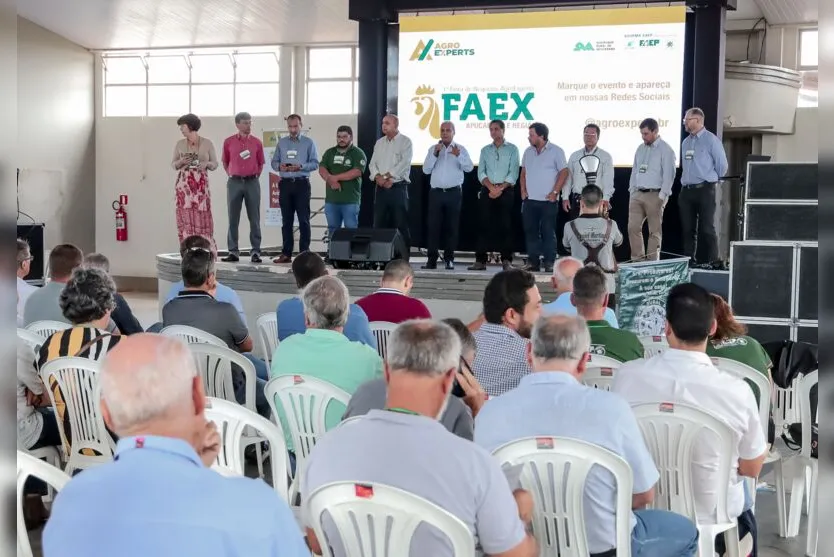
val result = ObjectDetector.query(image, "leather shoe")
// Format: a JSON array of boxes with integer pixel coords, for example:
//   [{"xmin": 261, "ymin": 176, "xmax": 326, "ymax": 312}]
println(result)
[
  {"xmin": 421, "ymin": 262, "xmax": 437, "ymax": 270},
  {"xmin": 273, "ymin": 254, "xmax": 292, "ymax": 264},
  {"xmin": 251, "ymin": 253, "xmax": 262, "ymax": 264},
  {"xmin": 501, "ymin": 260, "xmax": 513, "ymax": 271},
  {"xmin": 467, "ymin": 262, "xmax": 487, "ymax": 271},
  {"xmin": 445, "ymin": 261, "xmax": 455, "ymax": 270},
  {"xmin": 221, "ymin": 253, "xmax": 239, "ymax": 263}
]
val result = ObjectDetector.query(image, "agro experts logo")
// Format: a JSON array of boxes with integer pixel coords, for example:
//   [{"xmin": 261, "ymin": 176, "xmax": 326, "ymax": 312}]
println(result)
[{"xmin": 409, "ymin": 39, "xmax": 475, "ymax": 61}]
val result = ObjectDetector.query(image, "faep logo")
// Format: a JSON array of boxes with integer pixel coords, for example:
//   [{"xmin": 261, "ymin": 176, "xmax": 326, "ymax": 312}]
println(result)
[
  {"xmin": 574, "ymin": 41, "xmax": 594, "ymax": 52},
  {"xmin": 639, "ymin": 39, "xmax": 661, "ymax": 47},
  {"xmin": 411, "ymin": 85, "xmax": 535, "ymax": 139},
  {"xmin": 410, "ymin": 38, "xmax": 475, "ymax": 61}
]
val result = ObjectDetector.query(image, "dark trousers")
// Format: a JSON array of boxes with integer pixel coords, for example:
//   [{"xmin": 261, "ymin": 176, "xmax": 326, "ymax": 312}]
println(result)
[
  {"xmin": 279, "ymin": 177, "xmax": 311, "ymax": 257},
  {"xmin": 24, "ymin": 408, "xmax": 63, "ymax": 495},
  {"xmin": 374, "ymin": 181, "xmax": 411, "ymax": 258},
  {"xmin": 476, "ymin": 187, "xmax": 515, "ymax": 263},
  {"xmin": 426, "ymin": 186, "xmax": 462, "ymax": 263},
  {"xmin": 522, "ymin": 199, "xmax": 559, "ymax": 268},
  {"xmin": 227, "ymin": 176, "xmax": 262, "ymax": 255},
  {"xmin": 715, "ymin": 508, "xmax": 758, "ymax": 556},
  {"xmin": 678, "ymin": 182, "xmax": 718, "ymax": 263},
  {"xmin": 557, "ymin": 192, "xmax": 582, "ymax": 256}
]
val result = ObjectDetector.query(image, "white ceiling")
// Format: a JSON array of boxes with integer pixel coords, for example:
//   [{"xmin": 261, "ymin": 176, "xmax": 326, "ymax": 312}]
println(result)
[
  {"xmin": 18, "ymin": 0, "xmax": 816, "ymax": 51},
  {"xmin": 17, "ymin": 0, "xmax": 358, "ymax": 50}
]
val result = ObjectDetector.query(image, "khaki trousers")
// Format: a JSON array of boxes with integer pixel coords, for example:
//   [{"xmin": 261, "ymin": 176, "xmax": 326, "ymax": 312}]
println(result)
[{"xmin": 628, "ymin": 190, "xmax": 665, "ymax": 261}]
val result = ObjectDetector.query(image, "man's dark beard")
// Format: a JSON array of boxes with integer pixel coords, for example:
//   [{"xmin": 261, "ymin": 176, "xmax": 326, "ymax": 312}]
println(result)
[{"xmin": 517, "ymin": 320, "xmax": 533, "ymax": 339}]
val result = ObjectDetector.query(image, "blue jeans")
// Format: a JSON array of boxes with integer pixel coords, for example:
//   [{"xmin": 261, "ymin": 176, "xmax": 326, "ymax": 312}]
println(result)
[
  {"xmin": 631, "ymin": 509, "xmax": 699, "ymax": 557},
  {"xmin": 522, "ymin": 199, "xmax": 558, "ymax": 268},
  {"xmin": 324, "ymin": 202, "xmax": 360, "ymax": 238}
]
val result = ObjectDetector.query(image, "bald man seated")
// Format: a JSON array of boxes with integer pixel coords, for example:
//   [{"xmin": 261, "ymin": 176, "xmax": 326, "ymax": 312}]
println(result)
[
  {"xmin": 542, "ymin": 257, "xmax": 619, "ymax": 328},
  {"xmin": 43, "ymin": 334, "xmax": 309, "ymax": 557}
]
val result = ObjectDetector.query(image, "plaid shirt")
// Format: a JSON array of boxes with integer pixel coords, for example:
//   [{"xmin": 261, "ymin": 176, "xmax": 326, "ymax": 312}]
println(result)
[{"xmin": 472, "ymin": 323, "xmax": 532, "ymax": 397}]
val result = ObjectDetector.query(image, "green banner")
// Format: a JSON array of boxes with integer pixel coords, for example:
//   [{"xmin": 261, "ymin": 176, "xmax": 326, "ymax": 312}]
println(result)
[{"xmin": 616, "ymin": 258, "xmax": 691, "ymax": 336}]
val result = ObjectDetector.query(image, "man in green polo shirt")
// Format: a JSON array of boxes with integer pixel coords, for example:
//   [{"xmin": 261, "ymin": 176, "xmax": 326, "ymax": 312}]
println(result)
[
  {"xmin": 318, "ymin": 125, "xmax": 367, "ymax": 238},
  {"xmin": 573, "ymin": 266, "xmax": 644, "ymax": 362}
]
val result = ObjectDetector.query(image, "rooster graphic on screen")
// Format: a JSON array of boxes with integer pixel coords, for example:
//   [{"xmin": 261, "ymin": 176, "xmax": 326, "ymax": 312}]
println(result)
[{"xmin": 411, "ymin": 85, "xmax": 441, "ymax": 139}]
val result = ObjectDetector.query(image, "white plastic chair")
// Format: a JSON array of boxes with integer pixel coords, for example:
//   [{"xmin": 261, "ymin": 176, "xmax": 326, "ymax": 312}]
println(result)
[
  {"xmin": 17, "ymin": 328, "xmax": 46, "ymax": 354},
  {"xmin": 306, "ymin": 481, "xmax": 476, "ymax": 556},
  {"xmin": 631, "ymin": 402, "xmax": 740, "ymax": 557},
  {"xmin": 584, "ymin": 355, "xmax": 623, "ymax": 391},
  {"xmin": 160, "ymin": 324, "xmax": 226, "ymax": 346},
  {"xmin": 24, "ymin": 446, "xmax": 62, "ymax": 503},
  {"xmin": 17, "ymin": 450, "xmax": 71, "ymax": 557},
  {"xmin": 39, "ymin": 357, "xmax": 114, "ymax": 474},
  {"xmin": 638, "ymin": 335, "xmax": 668, "ymax": 357},
  {"xmin": 265, "ymin": 375, "xmax": 351, "ymax": 502},
  {"xmin": 369, "ymin": 321, "xmax": 397, "ymax": 359},
  {"xmin": 786, "ymin": 370, "xmax": 817, "ymax": 556},
  {"xmin": 255, "ymin": 313, "xmax": 279, "ymax": 365},
  {"xmin": 26, "ymin": 320, "xmax": 71, "ymax": 339},
  {"xmin": 492, "ymin": 437, "xmax": 633, "ymax": 557},
  {"xmin": 188, "ymin": 343, "xmax": 267, "ymax": 477},
  {"xmin": 204, "ymin": 396, "xmax": 291, "ymax": 505}
]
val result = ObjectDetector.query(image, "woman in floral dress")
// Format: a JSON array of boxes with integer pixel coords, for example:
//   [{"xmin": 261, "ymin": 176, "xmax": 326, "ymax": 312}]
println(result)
[{"xmin": 172, "ymin": 113, "xmax": 218, "ymax": 251}]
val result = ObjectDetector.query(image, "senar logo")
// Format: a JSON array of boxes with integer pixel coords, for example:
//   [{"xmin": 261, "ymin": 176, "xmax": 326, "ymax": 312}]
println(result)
[
  {"xmin": 573, "ymin": 42, "xmax": 594, "ymax": 51},
  {"xmin": 411, "ymin": 85, "xmax": 442, "ymax": 138},
  {"xmin": 410, "ymin": 39, "xmax": 435, "ymax": 61}
]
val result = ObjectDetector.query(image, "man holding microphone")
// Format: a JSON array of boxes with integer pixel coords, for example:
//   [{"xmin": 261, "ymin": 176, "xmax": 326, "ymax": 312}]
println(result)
[{"xmin": 421, "ymin": 121, "xmax": 474, "ymax": 270}]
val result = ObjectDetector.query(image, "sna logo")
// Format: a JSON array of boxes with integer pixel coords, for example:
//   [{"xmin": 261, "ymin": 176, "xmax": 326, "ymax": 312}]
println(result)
[{"xmin": 574, "ymin": 42, "xmax": 594, "ymax": 51}]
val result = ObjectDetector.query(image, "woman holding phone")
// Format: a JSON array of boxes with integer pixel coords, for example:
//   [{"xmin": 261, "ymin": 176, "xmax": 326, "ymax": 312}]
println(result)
[{"xmin": 172, "ymin": 113, "xmax": 218, "ymax": 250}]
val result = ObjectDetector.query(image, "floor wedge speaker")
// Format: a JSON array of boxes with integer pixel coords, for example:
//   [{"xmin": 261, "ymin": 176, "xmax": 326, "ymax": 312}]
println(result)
[{"xmin": 328, "ymin": 228, "xmax": 406, "ymax": 269}]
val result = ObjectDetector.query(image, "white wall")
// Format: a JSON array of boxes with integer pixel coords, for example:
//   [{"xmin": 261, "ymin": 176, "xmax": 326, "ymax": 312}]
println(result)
[
  {"xmin": 760, "ymin": 106, "xmax": 818, "ymax": 162},
  {"xmin": 17, "ymin": 17, "xmax": 95, "ymax": 251}
]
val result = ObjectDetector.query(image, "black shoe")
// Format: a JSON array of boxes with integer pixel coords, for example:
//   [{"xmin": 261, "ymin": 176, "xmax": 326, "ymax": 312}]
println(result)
[
  {"xmin": 251, "ymin": 253, "xmax": 262, "ymax": 264},
  {"xmin": 221, "ymin": 253, "xmax": 239, "ymax": 263},
  {"xmin": 502, "ymin": 260, "xmax": 513, "ymax": 271},
  {"xmin": 421, "ymin": 262, "xmax": 437, "ymax": 270},
  {"xmin": 468, "ymin": 262, "xmax": 487, "ymax": 271},
  {"xmin": 445, "ymin": 260, "xmax": 455, "ymax": 270},
  {"xmin": 519, "ymin": 263, "xmax": 540, "ymax": 272},
  {"xmin": 544, "ymin": 264, "xmax": 554, "ymax": 273}
]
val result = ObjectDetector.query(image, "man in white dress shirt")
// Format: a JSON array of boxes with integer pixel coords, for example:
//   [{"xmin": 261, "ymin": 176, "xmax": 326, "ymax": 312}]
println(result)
[
  {"xmin": 421, "ymin": 121, "xmax": 474, "ymax": 269},
  {"xmin": 16, "ymin": 238, "xmax": 37, "ymax": 325},
  {"xmin": 369, "ymin": 114, "xmax": 414, "ymax": 259},
  {"xmin": 612, "ymin": 283, "xmax": 767, "ymax": 556}
]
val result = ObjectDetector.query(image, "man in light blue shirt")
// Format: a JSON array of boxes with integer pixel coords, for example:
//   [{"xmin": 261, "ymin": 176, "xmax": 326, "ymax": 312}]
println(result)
[
  {"xmin": 271, "ymin": 114, "xmax": 319, "ymax": 264},
  {"xmin": 471, "ymin": 119, "xmax": 521, "ymax": 270},
  {"xmin": 43, "ymin": 334, "xmax": 309, "ymax": 557},
  {"xmin": 680, "ymin": 107, "xmax": 729, "ymax": 267},
  {"xmin": 543, "ymin": 257, "xmax": 618, "ymax": 327},
  {"xmin": 627, "ymin": 118, "xmax": 677, "ymax": 261},
  {"xmin": 475, "ymin": 314, "xmax": 698, "ymax": 557},
  {"xmin": 520, "ymin": 122, "xmax": 568, "ymax": 273},
  {"xmin": 276, "ymin": 251, "xmax": 375, "ymax": 347},
  {"xmin": 421, "ymin": 121, "xmax": 474, "ymax": 269}
]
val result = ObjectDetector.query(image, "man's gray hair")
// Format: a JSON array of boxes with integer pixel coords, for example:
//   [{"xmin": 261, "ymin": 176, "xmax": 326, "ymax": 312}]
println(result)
[
  {"xmin": 686, "ymin": 107, "xmax": 705, "ymax": 118},
  {"xmin": 84, "ymin": 253, "xmax": 111, "ymax": 274},
  {"xmin": 531, "ymin": 314, "xmax": 591, "ymax": 362},
  {"xmin": 553, "ymin": 257, "xmax": 583, "ymax": 290},
  {"xmin": 100, "ymin": 336, "xmax": 198, "ymax": 431},
  {"xmin": 302, "ymin": 275, "xmax": 350, "ymax": 330},
  {"xmin": 59, "ymin": 267, "xmax": 117, "ymax": 325},
  {"xmin": 441, "ymin": 120, "xmax": 456, "ymax": 132},
  {"xmin": 387, "ymin": 320, "xmax": 461, "ymax": 376}
]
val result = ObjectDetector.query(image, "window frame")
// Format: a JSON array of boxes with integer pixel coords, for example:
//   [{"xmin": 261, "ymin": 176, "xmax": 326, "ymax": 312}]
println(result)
[
  {"xmin": 305, "ymin": 45, "xmax": 359, "ymax": 115},
  {"xmin": 798, "ymin": 28, "xmax": 818, "ymax": 71}
]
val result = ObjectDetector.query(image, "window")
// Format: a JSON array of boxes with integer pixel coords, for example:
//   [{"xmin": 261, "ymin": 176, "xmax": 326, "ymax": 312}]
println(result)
[
  {"xmin": 799, "ymin": 29, "xmax": 818, "ymax": 69},
  {"xmin": 306, "ymin": 46, "xmax": 359, "ymax": 115},
  {"xmin": 102, "ymin": 48, "xmax": 280, "ymax": 117}
]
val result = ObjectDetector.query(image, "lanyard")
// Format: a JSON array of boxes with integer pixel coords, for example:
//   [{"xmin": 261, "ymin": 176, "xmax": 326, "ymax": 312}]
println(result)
[{"xmin": 386, "ymin": 407, "xmax": 420, "ymax": 416}]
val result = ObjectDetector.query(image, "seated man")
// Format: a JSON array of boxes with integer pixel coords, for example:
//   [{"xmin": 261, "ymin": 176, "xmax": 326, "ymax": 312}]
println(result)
[
  {"xmin": 43, "ymin": 334, "xmax": 309, "ymax": 557},
  {"xmin": 302, "ymin": 320, "xmax": 538, "ymax": 557},
  {"xmin": 271, "ymin": 275, "xmax": 383, "ymax": 449},
  {"xmin": 23, "ymin": 243, "xmax": 83, "ymax": 326},
  {"xmin": 164, "ymin": 235, "xmax": 247, "ymax": 325},
  {"xmin": 277, "ymin": 251, "xmax": 375, "ymax": 347},
  {"xmin": 543, "ymin": 256, "xmax": 618, "ymax": 327},
  {"xmin": 613, "ymin": 283, "xmax": 767, "ymax": 555},
  {"xmin": 83, "ymin": 253, "xmax": 144, "ymax": 335},
  {"xmin": 343, "ymin": 317, "xmax": 485, "ymax": 440},
  {"xmin": 355, "ymin": 259, "xmax": 432, "ymax": 323},
  {"xmin": 475, "ymin": 314, "xmax": 698, "ymax": 557},
  {"xmin": 573, "ymin": 266, "xmax": 643, "ymax": 362},
  {"xmin": 562, "ymin": 185, "xmax": 622, "ymax": 300},
  {"xmin": 16, "ymin": 238, "xmax": 37, "ymax": 326},
  {"xmin": 162, "ymin": 247, "xmax": 271, "ymax": 418},
  {"xmin": 473, "ymin": 269, "xmax": 542, "ymax": 397}
]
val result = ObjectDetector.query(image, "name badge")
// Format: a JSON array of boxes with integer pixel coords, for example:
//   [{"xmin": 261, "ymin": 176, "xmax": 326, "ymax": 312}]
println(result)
[
  {"xmin": 639, "ymin": 164, "xmax": 648, "ymax": 173},
  {"xmin": 239, "ymin": 149, "xmax": 251, "ymax": 160},
  {"xmin": 333, "ymin": 155, "xmax": 345, "ymax": 164},
  {"xmin": 684, "ymin": 149, "xmax": 695, "ymax": 161},
  {"xmin": 287, "ymin": 150, "xmax": 298, "ymax": 159}
]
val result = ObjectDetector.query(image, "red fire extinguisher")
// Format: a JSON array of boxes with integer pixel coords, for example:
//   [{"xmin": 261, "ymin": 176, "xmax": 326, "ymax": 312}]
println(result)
[{"xmin": 113, "ymin": 194, "xmax": 128, "ymax": 242}]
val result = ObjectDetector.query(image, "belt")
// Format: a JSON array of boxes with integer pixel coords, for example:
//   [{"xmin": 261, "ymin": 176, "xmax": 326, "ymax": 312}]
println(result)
[
  {"xmin": 230, "ymin": 175, "xmax": 257, "ymax": 180},
  {"xmin": 637, "ymin": 188, "xmax": 660, "ymax": 192},
  {"xmin": 682, "ymin": 181, "xmax": 716, "ymax": 189},
  {"xmin": 433, "ymin": 185, "xmax": 461, "ymax": 191},
  {"xmin": 281, "ymin": 176, "xmax": 309, "ymax": 181}
]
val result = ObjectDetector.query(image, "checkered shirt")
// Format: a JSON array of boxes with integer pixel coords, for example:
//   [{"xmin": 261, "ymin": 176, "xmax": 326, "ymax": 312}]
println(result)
[{"xmin": 472, "ymin": 323, "xmax": 533, "ymax": 397}]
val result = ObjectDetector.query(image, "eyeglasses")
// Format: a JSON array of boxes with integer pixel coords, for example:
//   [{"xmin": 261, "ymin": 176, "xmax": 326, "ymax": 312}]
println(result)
[{"xmin": 459, "ymin": 355, "xmax": 474, "ymax": 375}]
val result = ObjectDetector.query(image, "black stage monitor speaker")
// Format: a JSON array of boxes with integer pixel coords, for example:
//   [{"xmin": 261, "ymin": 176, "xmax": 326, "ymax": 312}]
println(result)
[
  {"xmin": 328, "ymin": 228, "xmax": 406, "ymax": 269},
  {"xmin": 16, "ymin": 223, "xmax": 45, "ymax": 284}
]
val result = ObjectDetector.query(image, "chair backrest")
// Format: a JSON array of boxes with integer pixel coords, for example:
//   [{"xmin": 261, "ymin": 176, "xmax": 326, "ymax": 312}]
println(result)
[
  {"xmin": 26, "ymin": 320, "xmax": 72, "ymax": 339},
  {"xmin": 584, "ymin": 355, "xmax": 623, "ymax": 391},
  {"xmin": 17, "ymin": 328, "xmax": 46, "ymax": 354},
  {"xmin": 255, "ymin": 313, "xmax": 279, "ymax": 365},
  {"xmin": 188, "ymin": 343, "xmax": 256, "ymax": 411},
  {"xmin": 492, "ymin": 437, "xmax": 633, "ymax": 557},
  {"xmin": 797, "ymin": 370, "xmax": 818, "ymax": 459},
  {"xmin": 39, "ymin": 357, "xmax": 113, "ymax": 471},
  {"xmin": 204, "ymin": 397, "xmax": 290, "ymax": 504},
  {"xmin": 17, "ymin": 451, "xmax": 71, "ymax": 557},
  {"xmin": 160, "ymin": 324, "xmax": 226, "ymax": 347},
  {"xmin": 265, "ymin": 375, "xmax": 350, "ymax": 463},
  {"xmin": 773, "ymin": 376, "xmax": 801, "ymax": 433},
  {"xmin": 631, "ymin": 402, "xmax": 734, "ymax": 525},
  {"xmin": 306, "ymin": 481, "xmax": 476, "ymax": 557},
  {"xmin": 711, "ymin": 357, "xmax": 771, "ymax": 439},
  {"xmin": 369, "ymin": 321, "xmax": 397, "ymax": 359},
  {"xmin": 638, "ymin": 335, "xmax": 668, "ymax": 357}
]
